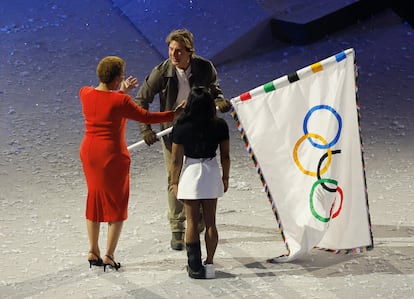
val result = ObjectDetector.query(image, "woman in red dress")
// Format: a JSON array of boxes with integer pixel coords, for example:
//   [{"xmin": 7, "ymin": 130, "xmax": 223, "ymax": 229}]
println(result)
[{"xmin": 80, "ymin": 56, "xmax": 182, "ymax": 271}]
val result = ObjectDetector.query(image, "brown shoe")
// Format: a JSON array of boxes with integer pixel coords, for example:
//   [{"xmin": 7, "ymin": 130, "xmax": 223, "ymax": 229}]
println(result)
[{"xmin": 171, "ymin": 232, "xmax": 185, "ymax": 250}]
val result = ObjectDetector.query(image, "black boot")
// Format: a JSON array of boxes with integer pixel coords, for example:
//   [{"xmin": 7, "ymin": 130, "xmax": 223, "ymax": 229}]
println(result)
[{"xmin": 186, "ymin": 242, "xmax": 205, "ymax": 279}]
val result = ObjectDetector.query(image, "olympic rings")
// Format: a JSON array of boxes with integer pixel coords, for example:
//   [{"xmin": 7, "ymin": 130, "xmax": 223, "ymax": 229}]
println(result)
[
  {"xmin": 293, "ymin": 133, "xmax": 332, "ymax": 177},
  {"xmin": 330, "ymin": 186, "xmax": 343, "ymax": 219},
  {"xmin": 303, "ymin": 105, "xmax": 342, "ymax": 149},
  {"xmin": 310, "ymin": 179, "xmax": 343, "ymax": 222},
  {"xmin": 293, "ymin": 105, "xmax": 344, "ymax": 223},
  {"xmin": 317, "ymin": 149, "xmax": 342, "ymax": 192}
]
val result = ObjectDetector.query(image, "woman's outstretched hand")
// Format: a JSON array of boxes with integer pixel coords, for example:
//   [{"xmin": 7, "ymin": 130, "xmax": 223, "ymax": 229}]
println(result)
[{"xmin": 120, "ymin": 76, "xmax": 139, "ymax": 93}]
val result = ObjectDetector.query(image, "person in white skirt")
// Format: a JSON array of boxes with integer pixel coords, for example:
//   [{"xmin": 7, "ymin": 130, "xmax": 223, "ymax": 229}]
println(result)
[{"xmin": 170, "ymin": 86, "xmax": 230, "ymax": 279}]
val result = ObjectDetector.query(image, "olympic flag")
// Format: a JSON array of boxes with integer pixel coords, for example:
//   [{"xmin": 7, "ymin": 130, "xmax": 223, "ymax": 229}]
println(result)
[{"xmin": 231, "ymin": 48, "xmax": 373, "ymax": 262}]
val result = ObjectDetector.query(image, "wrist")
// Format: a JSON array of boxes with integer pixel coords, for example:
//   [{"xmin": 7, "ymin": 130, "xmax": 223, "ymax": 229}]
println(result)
[{"xmin": 142, "ymin": 128, "xmax": 152, "ymax": 135}]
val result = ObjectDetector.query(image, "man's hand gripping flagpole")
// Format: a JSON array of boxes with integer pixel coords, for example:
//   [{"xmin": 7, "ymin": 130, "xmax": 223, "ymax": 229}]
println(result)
[{"xmin": 127, "ymin": 127, "xmax": 173, "ymax": 151}]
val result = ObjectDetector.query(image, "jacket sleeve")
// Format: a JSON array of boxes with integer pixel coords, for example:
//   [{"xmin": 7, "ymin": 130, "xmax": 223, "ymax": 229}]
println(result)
[
  {"xmin": 135, "ymin": 67, "xmax": 164, "ymax": 133},
  {"xmin": 207, "ymin": 61, "xmax": 225, "ymax": 101}
]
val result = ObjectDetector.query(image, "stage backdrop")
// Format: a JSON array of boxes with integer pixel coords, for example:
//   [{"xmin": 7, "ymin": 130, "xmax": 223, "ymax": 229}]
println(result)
[{"xmin": 230, "ymin": 48, "xmax": 373, "ymax": 262}]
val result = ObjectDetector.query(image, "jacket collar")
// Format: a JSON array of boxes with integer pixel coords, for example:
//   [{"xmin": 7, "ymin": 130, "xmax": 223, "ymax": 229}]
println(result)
[{"xmin": 165, "ymin": 57, "xmax": 198, "ymax": 78}]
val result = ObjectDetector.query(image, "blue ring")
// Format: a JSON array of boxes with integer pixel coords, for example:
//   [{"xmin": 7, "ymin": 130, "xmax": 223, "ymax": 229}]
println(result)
[{"xmin": 303, "ymin": 105, "xmax": 342, "ymax": 149}]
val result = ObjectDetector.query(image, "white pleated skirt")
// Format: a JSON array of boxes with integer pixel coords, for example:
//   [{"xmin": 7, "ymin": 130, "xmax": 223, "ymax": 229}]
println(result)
[{"xmin": 177, "ymin": 157, "xmax": 224, "ymax": 200}]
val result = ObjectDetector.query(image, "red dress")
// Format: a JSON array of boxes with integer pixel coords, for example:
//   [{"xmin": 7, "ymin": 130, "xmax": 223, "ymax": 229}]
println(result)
[{"xmin": 79, "ymin": 87, "xmax": 174, "ymax": 222}]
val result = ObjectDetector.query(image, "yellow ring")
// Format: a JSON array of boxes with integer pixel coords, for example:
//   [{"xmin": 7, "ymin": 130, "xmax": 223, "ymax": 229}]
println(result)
[{"xmin": 293, "ymin": 133, "xmax": 332, "ymax": 176}]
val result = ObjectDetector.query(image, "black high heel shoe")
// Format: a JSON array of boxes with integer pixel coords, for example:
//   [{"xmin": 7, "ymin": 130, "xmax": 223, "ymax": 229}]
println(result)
[
  {"xmin": 88, "ymin": 252, "xmax": 103, "ymax": 268},
  {"xmin": 103, "ymin": 255, "xmax": 121, "ymax": 272}
]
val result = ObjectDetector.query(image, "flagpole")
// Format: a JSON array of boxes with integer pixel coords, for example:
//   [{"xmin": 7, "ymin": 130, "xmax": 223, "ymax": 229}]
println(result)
[
  {"xmin": 127, "ymin": 105, "xmax": 226, "ymax": 151},
  {"xmin": 127, "ymin": 127, "xmax": 172, "ymax": 151}
]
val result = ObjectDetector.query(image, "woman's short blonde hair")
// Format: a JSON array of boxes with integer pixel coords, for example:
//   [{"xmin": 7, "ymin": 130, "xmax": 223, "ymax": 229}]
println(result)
[
  {"xmin": 166, "ymin": 29, "xmax": 195, "ymax": 57},
  {"xmin": 96, "ymin": 56, "xmax": 125, "ymax": 84}
]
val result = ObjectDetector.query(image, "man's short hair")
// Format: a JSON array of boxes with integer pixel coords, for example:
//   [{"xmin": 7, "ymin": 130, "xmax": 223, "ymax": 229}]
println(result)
[{"xmin": 166, "ymin": 29, "xmax": 195, "ymax": 57}]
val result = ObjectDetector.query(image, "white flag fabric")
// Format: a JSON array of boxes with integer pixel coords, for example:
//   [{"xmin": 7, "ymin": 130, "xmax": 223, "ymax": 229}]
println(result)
[{"xmin": 231, "ymin": 48, "xmax": 373, "ymax": 262}]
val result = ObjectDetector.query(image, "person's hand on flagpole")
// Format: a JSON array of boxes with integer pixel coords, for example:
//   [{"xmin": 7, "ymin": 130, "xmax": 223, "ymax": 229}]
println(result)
[
  {"xmin": 141, "ymin": 129, "xmax": 158, "ymax": 146},
  {"xmin": 215, "ymin": 97, "xmax": 232, "ymax": 113},
  {"xmin": 136, "ymin": 101, "xmax": 186, "ymax": 148}
]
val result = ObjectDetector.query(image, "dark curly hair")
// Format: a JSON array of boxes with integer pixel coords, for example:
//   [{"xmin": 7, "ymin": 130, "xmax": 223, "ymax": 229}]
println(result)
[{"xmin": 96, "ymin": 56, "xmax": 125, "ymax": 84}]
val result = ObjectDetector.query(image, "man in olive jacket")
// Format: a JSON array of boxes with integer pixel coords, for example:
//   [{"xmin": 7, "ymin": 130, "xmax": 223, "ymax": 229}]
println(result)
[{"xmin": 135, "ymin": 29, "xmax": 231, "ymax": 250}]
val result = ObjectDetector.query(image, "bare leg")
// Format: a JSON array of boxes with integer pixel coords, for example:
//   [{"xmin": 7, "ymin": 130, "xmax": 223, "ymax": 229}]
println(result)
[
  {"xmin": 184, "ymin": 200, "xmax": 201, "ymax": 243},
  {"xmin": 183, "ymin": 200, "xmax": 205, "ymax": 278},
  {"xmin": 162, "ymin": 142, "xmax": 186, "ymax": 233},
  {"xmin": 86, "ymin": 220, "xmax": 101, "ymax": 259},
  {"xmin": 103, "ymin": 221, "xmax": 123, "ymax": 264},
  {"xmin": 201, "ymin": 199, "xmax": 218, "ymax": 264}
]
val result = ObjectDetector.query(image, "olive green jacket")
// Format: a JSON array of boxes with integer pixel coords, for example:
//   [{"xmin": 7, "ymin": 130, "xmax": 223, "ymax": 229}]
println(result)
[{"xmin": 135, "ymin": 55, "xmax": 225, "ymax": 148}]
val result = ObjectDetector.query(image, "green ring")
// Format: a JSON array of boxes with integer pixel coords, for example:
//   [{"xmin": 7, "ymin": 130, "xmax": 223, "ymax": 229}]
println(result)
[{"xmin": 310, "ymin": 178, "xmax": 338, "ymax": 222}]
